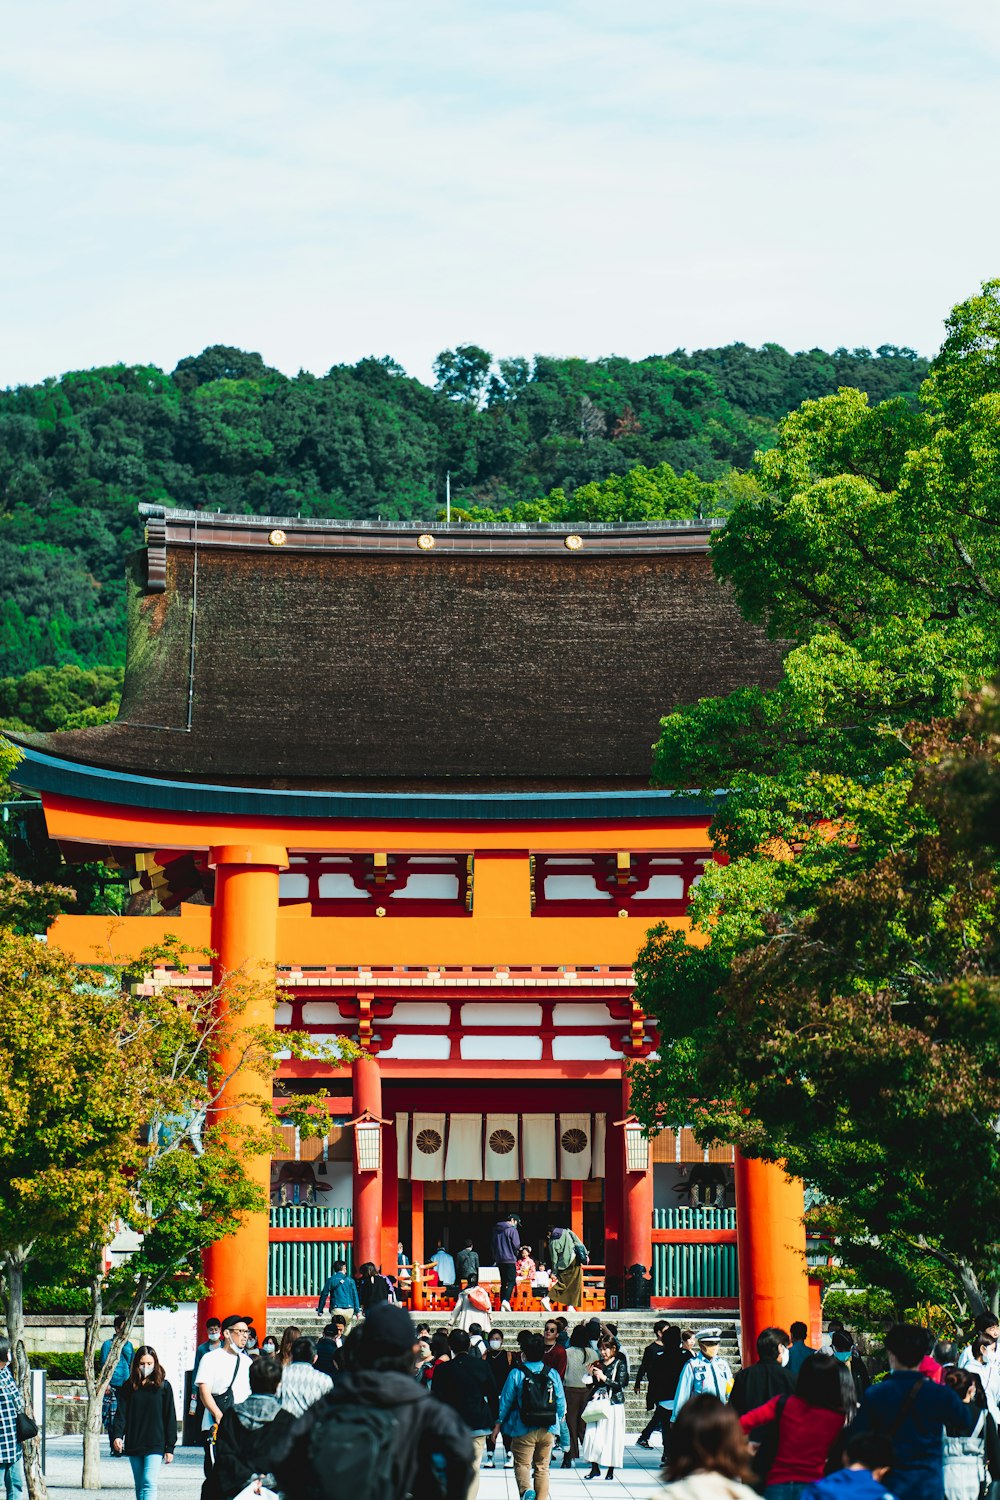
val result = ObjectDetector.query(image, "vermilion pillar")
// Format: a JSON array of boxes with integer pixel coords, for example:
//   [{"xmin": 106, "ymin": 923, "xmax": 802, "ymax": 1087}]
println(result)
[
  {"xmin": 620, "ymin": 1069, "xmax": 654, "ymax": 1277},
  {"xmin": 202, "ymin": 843, "xmax": 287, "ymax": 1340},
  {"xmin": 352, "ymin": 1055, "xmax": 384, "ymax": 1269},
  {"xmin": 381, "ymin": 1117, "xmax": 399, "ymax": 1276},
  {"xmin": 735, "ymin": 1153, "xmax": 810, "ymax": 1359}
]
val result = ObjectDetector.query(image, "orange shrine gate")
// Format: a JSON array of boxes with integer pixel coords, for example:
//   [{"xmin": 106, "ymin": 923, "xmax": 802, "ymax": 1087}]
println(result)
[{"xmin": 10, "ymin": 510, "xmax": 815, "ymax": 1351}]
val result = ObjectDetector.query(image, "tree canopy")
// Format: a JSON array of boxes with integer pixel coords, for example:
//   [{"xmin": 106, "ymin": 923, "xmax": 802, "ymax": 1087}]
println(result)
[{"xmin": 633, "ymin": 281, "xmax": 1000, "ymax": 1315}]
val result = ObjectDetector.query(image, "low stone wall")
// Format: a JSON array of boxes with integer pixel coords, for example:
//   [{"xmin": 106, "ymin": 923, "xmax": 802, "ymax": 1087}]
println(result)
[
  {"xmin": 16, "ymin": 1314, "xmax": 145, "ymax": 1355},
  {"xmin": 46, "ymin": 1381, "xmax": 88, "ymax": 1436}
]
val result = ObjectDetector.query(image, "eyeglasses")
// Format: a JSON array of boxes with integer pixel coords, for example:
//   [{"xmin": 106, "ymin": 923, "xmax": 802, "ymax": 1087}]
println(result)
[{"xmin": 230, "ymin": 1327, "xmax": 250, "ymax": 1337}]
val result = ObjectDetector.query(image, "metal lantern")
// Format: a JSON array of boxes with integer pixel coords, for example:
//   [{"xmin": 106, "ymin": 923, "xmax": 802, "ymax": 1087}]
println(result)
[
  {"xmin": 354, "ymin": 1116, "xmax": 383, "ymax": 1173},
  {"xmin": 622, "ymin": 1117, "xmax": 650, "ymax": 1173}
]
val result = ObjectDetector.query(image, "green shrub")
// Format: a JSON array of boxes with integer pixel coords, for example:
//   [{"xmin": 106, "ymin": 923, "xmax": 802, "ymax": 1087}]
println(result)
[{"xmin": 28, "ymin": 1352, "xmax": 86, "ymax": 1380}]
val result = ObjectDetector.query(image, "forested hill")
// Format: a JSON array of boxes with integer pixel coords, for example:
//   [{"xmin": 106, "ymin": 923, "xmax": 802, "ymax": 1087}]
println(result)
[{"xmin": 0, "ymin": 340, "xmax": 928, "ymax": 680}]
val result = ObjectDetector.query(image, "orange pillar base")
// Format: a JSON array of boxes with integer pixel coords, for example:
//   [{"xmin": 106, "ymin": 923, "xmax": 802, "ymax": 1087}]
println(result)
[{"xmin": 735, "ymin": 1153, "xmax": 810, "ymax": 1361}]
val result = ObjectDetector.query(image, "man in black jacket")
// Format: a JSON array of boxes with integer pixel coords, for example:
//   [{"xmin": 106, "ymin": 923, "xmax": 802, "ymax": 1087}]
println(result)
[
  {"xmin": 456, "ymin": 1239, "xmax": 480, "ymax": 1287},
  {"xmin": 432, "ymin": 1329, "xmax": 497, "ymax": 1499},
  {"xmin": 274, "ymin": 1303, "xmax": 473, "ymax": 1500},
  {"xmin": 729, "ymin": 1327, "xmax": 793, "ymax": 1415},
  {"xmin": 634, "ymin": 1320, "xmax": 668, "ymax": 1445}
]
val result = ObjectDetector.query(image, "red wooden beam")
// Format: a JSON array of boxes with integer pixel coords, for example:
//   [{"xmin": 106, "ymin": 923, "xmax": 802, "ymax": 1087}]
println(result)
[
  {"xmin": 268, "ymin": 1226, "xmax": 354, "ymax": 1243},
  {"xmin": 652, "ymin": 1228, "xmax": 737, "ymax": 1245}
]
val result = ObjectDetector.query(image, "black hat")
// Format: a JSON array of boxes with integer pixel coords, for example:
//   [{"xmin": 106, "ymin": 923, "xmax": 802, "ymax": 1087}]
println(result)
[
  {"xmin": 358, "ymin": 1303, "xmax": 416, "ymax": 1358},
  {"xmin": 221, "ymin": 1314, "xmax": 253, "ymax": 1332}
]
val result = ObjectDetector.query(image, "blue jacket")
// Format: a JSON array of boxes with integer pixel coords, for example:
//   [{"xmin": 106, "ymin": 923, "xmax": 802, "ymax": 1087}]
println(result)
[
  {"xmin": 492, "ymin": 1221, "xmax": 521, "ymax": 1265},
  {"xmin": 804, "ymin": 1468, "xmax": 895, "ymax": 1500},
  {"xmin": 317, "ymin": 1271, "xmax": 360, "ymax": 1314},
  {"xmin": 850, "ymin": 1371, "xmax": 976, "ymax": 1500},
  {"xmin": 100, "ymin": 1338, "xmax": 135, "ymax": 1388},
  {"xmin": 497, "ymin": 1362, "xmax": 566, "ymax": 1438}
]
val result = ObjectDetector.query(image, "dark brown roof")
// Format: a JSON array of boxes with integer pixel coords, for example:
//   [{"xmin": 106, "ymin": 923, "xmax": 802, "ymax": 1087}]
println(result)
[{"xmin": 19, "ymin": 510, "xmax": 785, "ymax": 786}]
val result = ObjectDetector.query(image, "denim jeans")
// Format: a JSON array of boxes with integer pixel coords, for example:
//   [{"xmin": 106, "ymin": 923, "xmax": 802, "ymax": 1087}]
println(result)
[
  {"xmin": 128, "ymin": 1453, "xmax": 163, "ymax": 1500},
  {"xmin": 766, "ymin": 1484, "xmax": 805, "ymax": 1500},
  {"xmin": 1, "ymin": 1458, "xmax": 24, "ymax": 1500}
]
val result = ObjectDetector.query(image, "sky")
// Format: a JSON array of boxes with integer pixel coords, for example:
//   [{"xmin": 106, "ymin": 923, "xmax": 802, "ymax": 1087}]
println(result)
[{"xmin": 2, "ymin": 0, "xmax": 999, "ymax": 388}]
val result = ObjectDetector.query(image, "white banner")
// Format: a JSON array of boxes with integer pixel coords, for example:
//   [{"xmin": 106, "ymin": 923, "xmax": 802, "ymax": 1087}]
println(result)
[
  {"xmin": 559, "ymin": 1112, "xmax": 592, "ymax": 1180},
  {"xmin": 522, "ymin": 1114, "xmax": 556, "ymax": 1179},
  {"xmin": 445, "ymin": 1114, "xmax": 483, "ymax": 1179},
  {"xmin": 144, "ymin": 1304, "xmax": 198, "ymax": 1419},
  {"xmin": 410, "ymin": 1112, "xmax": 446, "ymax": 1180},
  {"xmin": 484, "ymin": 1113, "xmax": 520, "ymax": 1180},
  {"xmin": 396, "ymin": 1113, "xmax": 410, "ymax": 1181},
  {"xmin": 592, "ymin": 1113, "xmax": 606, "ymax": 1178}
]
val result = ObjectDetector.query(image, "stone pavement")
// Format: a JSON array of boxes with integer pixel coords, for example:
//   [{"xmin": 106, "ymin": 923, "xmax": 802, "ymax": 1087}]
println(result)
[{"xmin": 41, "ymin": 1429, "xmax": 667, "ymax": 1500}]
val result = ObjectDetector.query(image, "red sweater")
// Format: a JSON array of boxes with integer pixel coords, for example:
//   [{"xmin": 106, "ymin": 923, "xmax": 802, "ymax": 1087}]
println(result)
[{"xmin": 741, "ymin": 1395, "xmax": 846, "ymax": 1484}]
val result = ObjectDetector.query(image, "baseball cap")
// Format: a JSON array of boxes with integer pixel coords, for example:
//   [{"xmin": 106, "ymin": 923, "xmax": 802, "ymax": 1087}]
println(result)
[{"xmin": 221, "ymin": 1314, "xmax": 253, "ymax": 1332}]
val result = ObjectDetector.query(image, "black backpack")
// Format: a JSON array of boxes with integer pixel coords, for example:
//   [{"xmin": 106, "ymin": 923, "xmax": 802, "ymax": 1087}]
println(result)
[
  {"xmin": 519, "ymin": 1369, "xmax": 556, "ymax": 1429},
  {"xmin": 307, "ymin": 1402, "xmax": 400, "ymax": 1500}
]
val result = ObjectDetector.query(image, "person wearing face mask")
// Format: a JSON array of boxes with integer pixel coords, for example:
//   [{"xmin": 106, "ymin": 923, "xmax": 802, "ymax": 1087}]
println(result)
[
  {"xmin": 111, "ymin": 1347, "xmax": 176, "ymax": 1500},
  {"xmin": 729, "ymin": 1329, "xmax": 793, "ymax": 1416},
  {"xmin": 258, "ymin": 1337, "xmax": 278, "ymax": 1359},
  {"xmin": 830, "ymin": 1331, "xmax": 871, "ymax": 1404},
  {"xmin": 189, "ymin": 1320, "xmax": 223, "ymax": 1419},
  {"xmin": 484, "ymin": 1331, "xmax": 514, "ymax": 1469}
]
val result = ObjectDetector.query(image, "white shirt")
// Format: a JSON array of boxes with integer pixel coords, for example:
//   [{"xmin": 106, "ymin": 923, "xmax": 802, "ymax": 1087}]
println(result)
[
  {"xmin": 670, "ymin": 1353, "xmax": 733, "ymax": 1421},
  {"xmin": 279, "ymin": 1362, "xmax": 334, "ymax": 1417},
  {"xmin": 197, "ymin": 1347, "xmax": 253, "ymax": 1430}
]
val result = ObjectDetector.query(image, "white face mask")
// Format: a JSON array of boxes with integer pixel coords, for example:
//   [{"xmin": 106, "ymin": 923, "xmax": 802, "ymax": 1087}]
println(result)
[
  {"xmin": 138, "ymin": 1363, "xmax": 155, "ymax": 1379},
  {"xmin": 489, "ymin": 1340, "xmax": 503, "ymax": 1350},
  {"xmin": 778, "ymin": 1348, "xmax": 789, "ymax": 1366},
  {"xmin": 208, "ymin": 1331, "xmax": 221, "ymax": 1343}
]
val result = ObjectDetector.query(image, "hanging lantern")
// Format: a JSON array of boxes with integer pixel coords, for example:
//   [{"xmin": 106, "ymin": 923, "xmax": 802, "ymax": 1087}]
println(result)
[
  {"xmin": 348, "ymin": 1109, "xmax": 388, "ymax": 1173},
  {"xmin": 615, "ymin": 1114, "xmax": 650, "ymax": 1173}
]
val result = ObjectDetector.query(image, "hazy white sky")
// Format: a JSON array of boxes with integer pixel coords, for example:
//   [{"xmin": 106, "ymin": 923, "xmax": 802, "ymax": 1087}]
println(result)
[{"xmin": 2, "ymin": 1, "xmax": 998, "ymax": 387}]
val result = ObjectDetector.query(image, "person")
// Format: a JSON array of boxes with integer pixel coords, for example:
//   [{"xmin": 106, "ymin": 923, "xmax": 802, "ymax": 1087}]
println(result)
[
  {"xmin": 957, "ymin": 1335, "xmax": 1000, "ymax": 1420},
  {"xmin": 935, "ymin": 1341, "xmax": 959, "ymax": 1372},
  {"xmin": 673, "ymin": 1330, "xmax": 735, "ymax": 1420},
  {"xmin": 111, "ymin": 1347, "xmax": 175, "ymax": 1500},
  {"xmin": 543, "ymin": 1225, "xmax": 587, "ymax": 1313},
  {"xmin": 467, "ymin": 1324, "xmax": 488, "ymax": 1358},
  {"xmin": 208, "ymin": 1355, "xmax": 296, "ymax": 1500},
  {"xmin": 831, "ymin": 1331, "xmax": 871, "ymax": 1405},
  {"xmin": 849, "ymin": 1323, "xmax": 979, "ymax": 1500},
  {"xmin": 741, "ymin": 1352, "xmax": 856, "ymax": 1496},
  {"xmin": 582, "ymin": 1334, "xmax": 628, "ymax": 1481},
  {"xmin": 420, "ymin": 1329, "xmax": 453, "ymax": 1388},
  {"xmin": 315, "ymin": 1318, "xmax": 346, "ymax": 1378},
  {"xmin": 259, "ymin": 1336, "xmax": 278, "ymax": 1359},
  {"xmin": 456, "ymin": 1239, "xmax": 480, "ymax": 1287},
  {"xmin": 555, "ymin": 1318, "xmax": 570, "ymax": 1350},
  {"xmin": 100, "ymin": 1314, "xmax": 136, "ymax": 1453},
  {"xmin": 358, "ymin": 1262, "xmax": 391, "ymax": 1312},
  {"xmin": 432, "ymin": 1328, "xmax": 499, "ymax": 1500},
  {"xmin": 279, "ymin": 1338, "xmax": 334, "ymax": 1417},
  {"xmin": 190, "ymin": 1319, "xmax": 224, "ymax": 1417},
  {"xmin": 484, "ymin": 1330, "xmax": 513, "ymax": 1470},
  {"xmin": 682, "ymin": 1330, "xmax": 700, "ymax": 1358},
  {"xmin": 0, "ymin": 1341, "xmax": 24, "ymax": 1500},
  {"xmin": 495, "ymin": 1330, "xmax": 566, "ymax": 1500},
  {"xmin": 942, "ymin": 1367, "xmax": 989, "ymax": 1500},
  {"xmin": 196, "ymin": 1314, "xmax": 254, "ymax": 1477},
  {"xmin": 274, "ymin": 1302, "xmax": 473, "ymax": 1500},
  {"xmin": 277, "ymin": 1326, "xmax": 301, "ymax": 1366},
  {"xmin": 958, "ymin": 1314, "xmax": 1000, "ymax": 1374},
  {"xmin": 801, "ymin": 1431, "xmax": 896, "ymax": 1500},
  {"xmin": 635, "ymin": 1320, "xmax": 670, "ymax": 1445},
  {"xmin": 452, "ymin": 1283, "xmax": 494, "ymax": 1334},
  {"xmin": 541, "ymin": 1320, "xmax": 567, "ymax": 1381},
  {"xmin": 317, "ymin": 1260, "xmax": 361, "ymax": 1320},
  {"xmin": 560, "ymin": 1323, "xmax": 597, "ymax": 1469},
  {"xmin": 729, "ymin": 1328, "xmax": 793, "ymax": 1416},
  {"xmin": 662, "ymin": 1393, "xmax": 758, "ymax": 1500},
  {"xmin": 787, "ymin": 1323, "xmax": 817, "ymax": 1379},
  {"xmin": 517, "ymin": 1247, "xmax": 537, "ymax": 1283},
  {"xmin": 432, "ymin": 1241, "xmax": 457, "ymax": 1293},
  {"xmin": 493, "ymin": 1215, "xmax": 521, "ymax": 1312},
  {"xmin": 646, "ymin": 1326, "xmax": 694, "ymax": 1445}
]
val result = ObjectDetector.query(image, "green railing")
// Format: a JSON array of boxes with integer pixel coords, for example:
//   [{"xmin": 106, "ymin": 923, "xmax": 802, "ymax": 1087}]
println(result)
[
  {"xmin": 268, "ymin": 1238, "xmax": 353, "ymax": 1296},
  {"xmin": 653, "ymin": 1207, "xmax": 737, "ymax": 1230},
  {"xmin": 652, "ymin": 1240, "xmax": 738, "ymax": 1298},
  {"xmin": 269, "ymin": 1205, "xmax": 353, "ymax": 1228}
]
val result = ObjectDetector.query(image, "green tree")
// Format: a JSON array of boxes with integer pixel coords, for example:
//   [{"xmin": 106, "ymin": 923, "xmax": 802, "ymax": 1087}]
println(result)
[{"xmin": 633, "ymin": 281, "xmax": 1000, "ymax": 1312}]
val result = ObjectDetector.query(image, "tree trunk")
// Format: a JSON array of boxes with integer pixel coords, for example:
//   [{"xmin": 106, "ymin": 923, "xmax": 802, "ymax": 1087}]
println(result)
[
  {"xmin": 81, "ymin": 1262, "xmax": 149, "ymax": 1490},
  {"xmin": 3, "ymin": 1252, "xmax": 46, "ymax": 1500}
]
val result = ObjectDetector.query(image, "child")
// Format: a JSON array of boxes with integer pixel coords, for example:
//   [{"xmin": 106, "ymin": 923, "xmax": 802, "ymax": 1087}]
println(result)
[{"xmin": 802, "ymin": 1432, "xmax": 896, "ymax": 1500}]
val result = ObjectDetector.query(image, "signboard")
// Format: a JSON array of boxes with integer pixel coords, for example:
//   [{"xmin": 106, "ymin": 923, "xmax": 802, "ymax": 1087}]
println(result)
[{"xmin": 144, "ymin": 1304, "xmax": 199, "ymax": 1420}]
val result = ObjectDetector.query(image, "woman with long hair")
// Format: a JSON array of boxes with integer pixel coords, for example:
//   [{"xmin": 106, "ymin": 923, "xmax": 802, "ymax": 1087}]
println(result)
[
  {"xmin": 276, "ymin": 1325, "xmax": 300, "ymax": 1366},
  {"xmin": 740, "ymin": 1353, "xmax": 856, "ymax": 1500},
  {"xmin": 662, "ymin": 1394, "xmax": 757, "ymax": 1500},
  {"xmin": 419, "ymin": 1328, "xmax": 453, "ymax": 1388},
  {"xmin": 358, "ymin": 1261, "xmax": 390, "ymax": 1312},
  {"xmin": 561, "ymin": 1322, "xmax": 599, "ymax": 1469},
  {"xmin": 110, "ymin": 1347, "xmax": 175, "ymax": 1500},
  {"xmin": 583, "ymin": 1334, "xmax": 629, "ymax": 1481}
]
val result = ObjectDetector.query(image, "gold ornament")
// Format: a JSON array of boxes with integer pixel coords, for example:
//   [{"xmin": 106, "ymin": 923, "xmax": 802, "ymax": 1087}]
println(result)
[
  {"xmin": 565, "ymin": 534, "xmax": 583, "ymax": 550},
  {"xmin": 269, "ymin": 529, "xmax": 287, "ymax": 546},
  {"xmin": 417, "ymin": 534, "xmax": 436, "ymax": 550},
  {"xmin": 618, "ymin": 908, "xmax": 629, "ymax": 918}
]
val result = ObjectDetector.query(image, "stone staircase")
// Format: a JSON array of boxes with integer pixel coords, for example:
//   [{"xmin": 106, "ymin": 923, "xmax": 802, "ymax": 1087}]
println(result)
[{"xmin": 276, "ymin": 1308, "xmax": 742, "ymax": 1435}]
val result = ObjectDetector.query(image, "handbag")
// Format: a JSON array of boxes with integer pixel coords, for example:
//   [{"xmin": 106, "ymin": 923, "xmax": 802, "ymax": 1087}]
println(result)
[
  {"xmin": 16, "ymin": 1412, "xmax": 39, "ymax": 1442},
  {"xmin": 581, "ymin": 1390, "xmax": 610, "ymax": 1425},
  {"xmin": 214, "ymin": 1355, "xmax": 241, "ymax": 1416}
]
